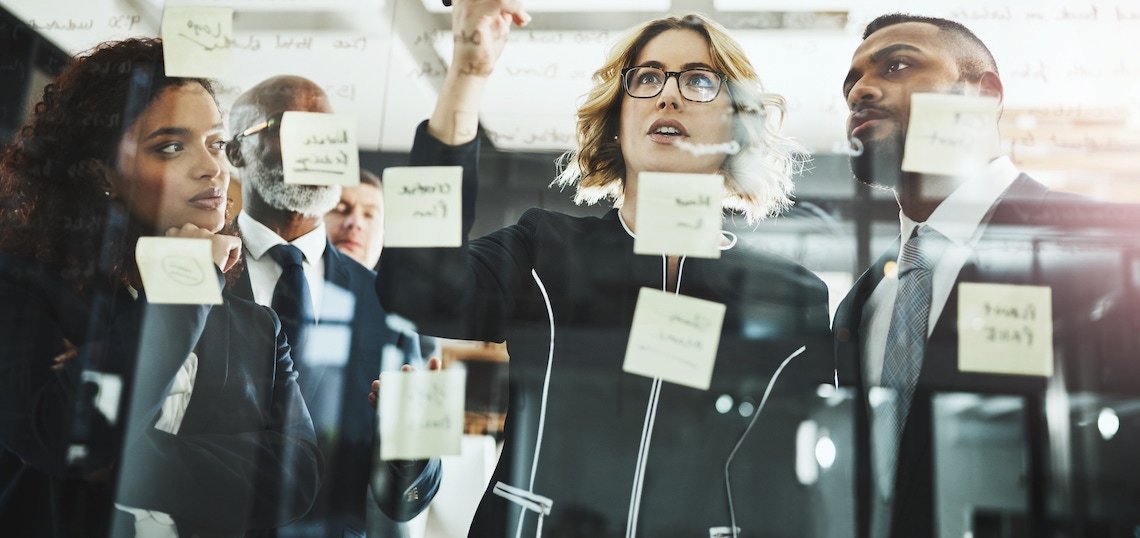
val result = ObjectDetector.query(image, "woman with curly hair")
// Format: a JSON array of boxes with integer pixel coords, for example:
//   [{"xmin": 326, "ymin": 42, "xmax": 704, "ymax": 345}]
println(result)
[
  {"xmin": 376, "ymin": 1, "xmax": 834, "ymax": 536},
  {"xmin": 0, "ymin": 38, "xmax": 319, "ymax": 536}
]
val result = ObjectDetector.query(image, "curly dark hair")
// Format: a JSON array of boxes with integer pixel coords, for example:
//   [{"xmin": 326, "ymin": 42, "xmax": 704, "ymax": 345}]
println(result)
[{"xmin": 0, "ymin": 37, "xmax": 239, "ymax": 294}]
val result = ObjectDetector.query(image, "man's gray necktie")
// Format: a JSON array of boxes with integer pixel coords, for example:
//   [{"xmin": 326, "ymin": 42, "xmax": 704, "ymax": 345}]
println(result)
[{"xmin": 875, "ymin": 225, "xmax": 951, "ymax": 502}]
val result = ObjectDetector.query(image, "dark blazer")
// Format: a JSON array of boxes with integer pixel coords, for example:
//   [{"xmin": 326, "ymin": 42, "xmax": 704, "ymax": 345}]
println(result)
[
  {"xmin": 232, "ymin": 240, "xmax": 441, "ymax": 537},
  {"xmin": 0, "ymin": 253, "xmax": 321, "ymax": 537},
  {"xmin": 834, "ymin": 175, "xmax": 1140, "ymax": 537},
  {"xmin": 378, "ymin": 122, "xmax": 835, "ymax": 537}
]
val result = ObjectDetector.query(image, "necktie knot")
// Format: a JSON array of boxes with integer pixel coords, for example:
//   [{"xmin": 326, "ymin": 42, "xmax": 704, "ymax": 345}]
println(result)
[
  {"xmin": 269, "ymin": 244, "xmax": 305, "ymax": 269},
  {"xmin": 896, "ymin": 226, "xmax": 950, "ymax": 277}
]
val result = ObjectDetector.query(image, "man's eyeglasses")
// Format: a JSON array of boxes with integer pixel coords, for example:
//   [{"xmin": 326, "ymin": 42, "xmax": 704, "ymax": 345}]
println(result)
[
  {"xmin": 233, "ymin": 112, "xmax": 285, "ymax": 141},
  {"xmin": 621, "ymin": 66, "xmax": 727, "ymax": 103}
]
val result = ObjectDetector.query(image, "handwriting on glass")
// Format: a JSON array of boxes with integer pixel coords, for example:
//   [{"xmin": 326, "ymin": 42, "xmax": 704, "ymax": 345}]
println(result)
[
  {"xmin": 176, "ymin": 18, "xmax": 258, "ymax": 52},
  {"xmin": 161, "ymin": 255, "xmax": 204, "ymax": 286},
  {"xmin": 980, "ymin": 301, "xmax": 1038, "ymax": 347},
  {"xmin": 637, "ymin": 312, "xmax": 713, "ymax": 367},
  {"xmin": 400, "ymin": 379, "xmax": 453, "ymax": 431},
  {"xmin": 290, "ymin": 130, "xmax": 350, "ymax": 175},
  {"xmin": 918, "ymin": 110, "xmax": 988, "ymax": 149},
  {"xmin": 399, "ymin": 182, "xmax": 452, "ymax": 219}
]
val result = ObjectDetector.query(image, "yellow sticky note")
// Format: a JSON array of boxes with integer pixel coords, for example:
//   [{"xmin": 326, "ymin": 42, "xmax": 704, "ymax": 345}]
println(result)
[
  {"xmin": 957, "ymin": 282, "xmax": 1053, "ymax": 377},
  {"xmin": 379, "ymin": 369, "xmax": 466, "ymax": 460},
  {"xmin": 633, "ymin": 172, "xmax": 724, "ymax": 259},
  {"xmin": 134, "ymin": 237, "xmax": 222, "ymax": 305},
  {"xmin": 381, "ymin": 166, "xmax": 463, "ymax": 248},
  {"xmin": 901, "ymin": 93, "xmax": 1000, "ymax": 177},
  {"xmin": 279, "ymin": 112, "xmax": 360, "ymax": 186},
  {"xmin": 160, "ymin": 6, "xmax": 234, "ymax": 79},
  {"xmin": 623, "ymin": 288, "xmax": 726, "ymax": 390}
]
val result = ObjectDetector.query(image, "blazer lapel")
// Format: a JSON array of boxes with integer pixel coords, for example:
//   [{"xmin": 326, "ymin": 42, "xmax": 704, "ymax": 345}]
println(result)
[
  {"xmin": 835, "ymin": 238, "xmax": 900, "ymax": 381},
  {"xmin": 231, "ymin": 221, "xmax": 256, "ymax": 302},
  {"xmin": 232, "ymin": 264, "xmax": 256, "ymax": 302},
  {"xmin": 834, "ymin": 240, "xmax": 898, "ymax": 538},
  {"xmin": 322, "ymin": 241, "xmax": 351, "ymax": 290}
]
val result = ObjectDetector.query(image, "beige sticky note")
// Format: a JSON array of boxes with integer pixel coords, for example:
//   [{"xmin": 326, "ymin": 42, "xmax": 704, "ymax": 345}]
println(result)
[
  {"xmin": 379, "ymin": 369, "xmax": 466, "ymax": 461},
  {"xmin": 382, "ymin": 166, "xmax": 463, "ymax": 248},
  {"xmin": 901, "ymin": 93, "xmax": 1000, "ymax": 177},
  {"xmin": 160, "ymin": 6, "xmax": 234, "ymax": 79},
  {"xmin": 280, "ymin": 112, "xmax": 360, "ymax": 186},
  {"xmin": 633, "ymin": 172, "xmax": 724, "ymax": 259},
  {"xmin": 957, "ymin": 282, "xmax": 1053, "ymax": 377},
  {"xmin": 623, "ymin": 288, "xmax": 726, "ymax": 390},
  {"xmin": 134, "ymin": 237, "xmax": 222, "ymax": 305}
]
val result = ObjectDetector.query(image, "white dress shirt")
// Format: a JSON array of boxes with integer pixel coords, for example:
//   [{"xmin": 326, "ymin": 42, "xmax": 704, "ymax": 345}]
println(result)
[
  {"xmin": 238, "ymin": 211, "xmax": 328, "ymax": 319},
  {"xmin": 860, "ymin": 157, "xmax": 1021, "ymax": 385}
]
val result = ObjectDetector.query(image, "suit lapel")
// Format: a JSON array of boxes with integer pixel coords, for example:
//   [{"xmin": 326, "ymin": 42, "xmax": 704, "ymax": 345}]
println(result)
[
  {"xmin": 232, "ymin": 264, "xmax": 256, "ymax": 302},
  {"xmin": 835, "ymin": 239, "xmax": 900, "ymax": 383},
  {"xmin": 322, "ymin": 241, "xmax": 351, "ymax": 291},
  {"xmin": 834, "ymin": 241, "xmax": 897, "ymax": 538},
  {"xmin": 231, "ymin": 221, "xmax": 256, "ymax": 302},
  {"xmin": 922, "ymin": 174, "xmax": 1052, "ymax": 395}
]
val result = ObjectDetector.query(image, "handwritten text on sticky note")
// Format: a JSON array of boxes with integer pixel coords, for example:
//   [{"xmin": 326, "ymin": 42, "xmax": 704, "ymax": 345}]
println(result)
[
  {"xmin": 623, "ymin": 288, "xmax": 726, "ymax": 390},
  {"xmin": 379, "ymin": 369, "xmax": 465, "ymax": 460},
  {"xmin": 280, "ymin": 112, "xmax": 360, "ymax": 186},
  {"xmin": 135, "ymin": 237, "xmax": 222, "ymax": 305},
  {"xmin": 382, "ymin": 166, "xmax": 463, "ymax": 248},
  {"xmin": 161, "ymin": 7, "xmax": 234, "ymax": 79},
  {"xmin": 902, "ymin": 93, "xmax": 1000, "ymax": 177},
  {"xmin": 958, "ymin": 282, "xmax": 1053, "ymax": 377},
  {"xmin": 633, "ymin": 172, "xmax": 724, "ymax": 259}
]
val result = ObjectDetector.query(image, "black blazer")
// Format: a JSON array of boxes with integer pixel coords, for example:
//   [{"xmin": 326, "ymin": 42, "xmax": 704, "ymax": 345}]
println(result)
[
  {"xmin": 834, "ymin": 176, "xmax": 1140, "ymax": 537},
  {"xmin": 0, "ymin": 253, "xmax": 321, "ymax": 537},
  {"xmin": 232, "ymin": 240, "xmax": 441, "ymax": 537},
  {"xmin": 379, "ymin": 122, "xmax": 835, "ymax": 537}
]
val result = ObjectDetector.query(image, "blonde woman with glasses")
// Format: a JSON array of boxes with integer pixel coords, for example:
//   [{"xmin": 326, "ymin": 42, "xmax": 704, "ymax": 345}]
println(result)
[{"xmin": 377, "ymin": 1, "xmax": 833, "ymax": 536}]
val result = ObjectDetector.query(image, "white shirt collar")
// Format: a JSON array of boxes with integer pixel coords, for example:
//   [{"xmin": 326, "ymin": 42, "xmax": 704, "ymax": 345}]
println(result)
[
  {"xmin": 238, "ymin": 211, "xmax": 328, "ymax": 266},
  {"xmin": 899, "ymin": 156, "xmax": 1020, "ymax": 248}
]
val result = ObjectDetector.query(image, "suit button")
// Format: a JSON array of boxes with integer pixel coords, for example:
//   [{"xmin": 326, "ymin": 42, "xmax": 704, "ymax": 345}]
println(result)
[{"xmin": 837, "ymin": 328, "xmax": 850, "ymax": 342}]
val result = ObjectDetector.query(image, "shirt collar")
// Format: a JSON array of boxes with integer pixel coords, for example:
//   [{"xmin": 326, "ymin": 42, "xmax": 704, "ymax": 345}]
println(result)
[
  {"xmin": 899, "ymin": 156, "xmax": 1020, "ymax": 247},
  {"xmin": 238, "ymin": 210, "xmax": 328, "ymax": 265}
]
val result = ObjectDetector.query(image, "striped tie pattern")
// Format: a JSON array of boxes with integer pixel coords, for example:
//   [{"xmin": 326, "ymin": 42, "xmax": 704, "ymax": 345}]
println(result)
[{"xmin": 876, "ymin": 225, "xmax": 950, "ymax": 501}]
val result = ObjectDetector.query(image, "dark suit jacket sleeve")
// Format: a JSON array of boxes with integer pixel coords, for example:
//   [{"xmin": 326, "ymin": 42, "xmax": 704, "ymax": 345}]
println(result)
[
  {"xmin": 370, "ymin": 323, "xmax": 443, "ymax": 522},
  {"xmin": 372, "ymin": 455, "xmax": 443, "ymax": 522},
  {"xmin": 115, "ymin": 301, "xmax": 321, "ymax": 531},
  {"xmin": 0, "ymin": 255, "xmax": 211, "ymax": 478},
  {"xmin": 1, "ymin": 255, "xmax": 321, "ymax": 533},
  {"xmin": 375, "ymin": 120, "xmax": 536, "ymax": 343}
]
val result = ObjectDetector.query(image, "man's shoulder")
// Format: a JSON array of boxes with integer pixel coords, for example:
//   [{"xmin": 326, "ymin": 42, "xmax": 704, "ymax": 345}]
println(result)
[
  {"xmin": 323, "ymin": 247, "xmax": 376, "ymax": 289},
  {"xmin": 322, "ymin": 246, "xmax": 391, "ymax": 319},
  {"xmin": 991, "ymin": 177, "xmax": 1140, "ymax": 230}
]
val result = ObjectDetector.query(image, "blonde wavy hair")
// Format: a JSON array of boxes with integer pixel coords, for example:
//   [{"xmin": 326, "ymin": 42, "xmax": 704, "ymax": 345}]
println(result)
[{"xmin": 553, "ymin": 13, "xmax": 805, "ymax": 223}]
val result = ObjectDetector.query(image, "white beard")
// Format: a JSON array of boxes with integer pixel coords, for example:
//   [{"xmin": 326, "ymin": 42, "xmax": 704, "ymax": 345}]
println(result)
[{"xmin": 245, "ymin": 162, "xmax": 341, "ymax": 217}]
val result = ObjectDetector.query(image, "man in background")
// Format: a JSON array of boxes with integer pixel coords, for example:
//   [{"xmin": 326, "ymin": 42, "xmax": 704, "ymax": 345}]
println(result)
[
  {"xmin": 325, "ymin": 170, "xmax": 385, "ymax": 270},
  {"xmin": 325, "ymin": 169, "xmax": 440, "ymax": 362}
]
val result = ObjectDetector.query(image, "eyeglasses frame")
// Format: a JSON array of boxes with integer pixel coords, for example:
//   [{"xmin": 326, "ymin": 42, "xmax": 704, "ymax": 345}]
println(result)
[
  {"xmin": 620, "ymin": 65, "xmax": 728, "ymax": 103},
  {"xmin": 232, "ymin": 112, "xmax": 285, "ymax": 142}
]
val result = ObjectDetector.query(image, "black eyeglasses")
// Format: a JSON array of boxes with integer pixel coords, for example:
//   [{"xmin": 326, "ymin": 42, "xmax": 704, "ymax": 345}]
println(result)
[
  {"xmin": 621, "ymin": 65, "xmax": 727, "ymax": 103},
  {"xmin": 233, "ymin": 111, "xmax": 285, "ymax": 141}
]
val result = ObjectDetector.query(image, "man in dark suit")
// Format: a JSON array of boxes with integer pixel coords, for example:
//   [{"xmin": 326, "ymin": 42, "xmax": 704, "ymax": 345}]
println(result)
[
  {"xmin": 226, "ymin": 75, "xmax": 440, "ymax": 537},
  {"xmin": 833, "ymin": 13, "xmax": 1140, "ymax": 538}
]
